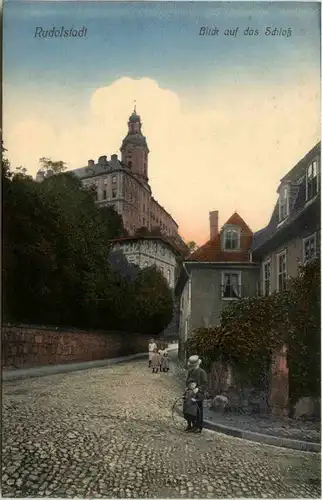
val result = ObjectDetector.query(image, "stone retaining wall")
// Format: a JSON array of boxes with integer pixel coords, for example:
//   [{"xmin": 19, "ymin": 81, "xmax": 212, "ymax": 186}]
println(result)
[{"xmin": 2, "ymin": 324, "xmax": 148, "ymax": 369}]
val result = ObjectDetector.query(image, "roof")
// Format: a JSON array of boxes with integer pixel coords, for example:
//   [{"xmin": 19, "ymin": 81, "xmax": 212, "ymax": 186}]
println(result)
[
  {"xmin": 188, "ymin": 212, "xmax": 253, "ymax": 263},
  {"xmin": 71, "ymin": 156, "xmax": 123, "ymax": 179},
  {"xmin": 110, "ymin": 235, "xmax": 181, "ymax": 255},
  {"xmin": 280, "ymin": 141, "xmax": 321, "ymax": 184},
  {"xmin": 252, "ymin": 141, "xmax": 321, "ymax": 253},
  {"xmin": 129, "ymin": 111, "xmax": 141, "ymax": 123}
]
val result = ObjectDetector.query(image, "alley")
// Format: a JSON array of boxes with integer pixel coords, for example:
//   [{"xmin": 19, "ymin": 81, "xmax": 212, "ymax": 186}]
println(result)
[{"xmin": 2, "ymin": 357, "xmax": 321, "ymax": 499}]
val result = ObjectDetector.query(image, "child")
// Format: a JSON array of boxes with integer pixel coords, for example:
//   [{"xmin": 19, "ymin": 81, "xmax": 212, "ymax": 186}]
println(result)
[
  {"xmin": 148, "ymin": 339, "xmax": 157, "ymax": 368},
  {"xmin": 158, "ymin": 347, "xmax": 165, "ymax": 371},
  {"xmin": 182, "ymin": 382, "xmax": 200, "ymax": 432},
  {"xmin": 151, "ymin": 348, "xmax": 161, "ymax": 374},
  {"xmin": 161, "ymin": 349, "xmax": 169, "ymax": 372}
]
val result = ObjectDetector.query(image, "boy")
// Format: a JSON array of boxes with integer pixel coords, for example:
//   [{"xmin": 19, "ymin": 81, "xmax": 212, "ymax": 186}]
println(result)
[{"xmin": 182, "ymin": 382, "xmax": 200, "ymax": 432}]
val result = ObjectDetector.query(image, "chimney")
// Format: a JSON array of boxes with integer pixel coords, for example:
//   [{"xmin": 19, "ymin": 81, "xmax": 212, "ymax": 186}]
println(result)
[
  {"xmin": 111, "ymin": 154, "xmax": 118, "ymax": 161},
  {"xmin": 88, "ymin": 159, "xmax": 94, "ymax": 167},
  {"xmin": 98, "ymin": 155, "xmax": 107, "ymax": 165},
  {"xmin": 209, "ymin": 210, "xmax": 219, "ymax": 240}
]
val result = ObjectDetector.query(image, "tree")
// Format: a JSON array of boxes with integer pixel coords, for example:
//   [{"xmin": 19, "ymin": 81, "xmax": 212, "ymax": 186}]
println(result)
[
  {"xmin": 186, "ymin": 241, "xmax": 198, "ymax": 254},
  {"xmin": 38, "ymin": 157, "xmax": 67, "ymax": 175},
  {"xmin": 3, "ymin": 152, "xmax": 174, "ymax": 336},
  {"xmin": 130, "ymin": 266, "xmax": 174, "ymax": 335}
]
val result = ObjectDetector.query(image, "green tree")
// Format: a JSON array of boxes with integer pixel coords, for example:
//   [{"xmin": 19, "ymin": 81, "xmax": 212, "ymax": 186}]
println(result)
[
  {"xmin": 186, "ymin": 241, "xmax": 198, "ymax": 254},
  {"xmin": 38, "ymin": 157, "xmax": 67, "ymax": 174},
  {"xmin": 130, "ymin": 266, "xmax": 174, "ymax": 335}
]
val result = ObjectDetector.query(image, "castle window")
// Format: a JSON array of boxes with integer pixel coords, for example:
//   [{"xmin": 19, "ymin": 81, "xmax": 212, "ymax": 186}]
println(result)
[
  {"xmin": 112, "ymin": 188, "xmax": 117, "ymax": 198},
  {"xmin": 223, "ymin": 228, "xmax": 240, "ymax": 250},
  {"xmin": 102, "ymin": 189, "xmax": 107, "ymax": 200},
  {"xmin": 306, "ymin": 160, "xmax": 319, "ymax": 200},
  {"xmin": 128, "ymin": 160, "xmax": 132, "ymax": 169},
  {"xmin": 112, "ymin": 175, "xmax": 117, "ymax": 184}
]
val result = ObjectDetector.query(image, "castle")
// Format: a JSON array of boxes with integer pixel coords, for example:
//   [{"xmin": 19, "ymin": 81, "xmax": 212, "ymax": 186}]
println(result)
[{"xmin": 63, "ymin": 107, "xmax": 183, "ymax": 247}]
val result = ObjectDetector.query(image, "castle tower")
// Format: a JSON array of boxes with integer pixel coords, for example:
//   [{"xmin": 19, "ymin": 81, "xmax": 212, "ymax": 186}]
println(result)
[{"xmin": 120, "ymin": 105, "xmax": 149, "ymax": 183}]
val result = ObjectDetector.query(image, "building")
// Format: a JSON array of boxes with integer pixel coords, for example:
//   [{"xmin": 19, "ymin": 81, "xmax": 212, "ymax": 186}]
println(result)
[
  {"xmin": 109, "ymin": 235, "xmax": 180, "ymax": 290},
  {"xmin": 176, "ymin": 211, "xmax": 260, "ymax": 360},
  {"xmin": 251, "ymin": 142, "xmax": 320, "ymax": 294},
  {"xmin": 64, "ymin": 107, "xmax": 183, "ymax": 247},
  {"xmin": 176, "ymin": 142, "xmax": 320, "ymax": 361}
]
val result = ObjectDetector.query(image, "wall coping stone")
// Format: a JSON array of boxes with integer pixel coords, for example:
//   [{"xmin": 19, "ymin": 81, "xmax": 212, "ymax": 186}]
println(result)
[{"xmin": 3, "ymin": 352, "xmax": 148, "ymax": 381}]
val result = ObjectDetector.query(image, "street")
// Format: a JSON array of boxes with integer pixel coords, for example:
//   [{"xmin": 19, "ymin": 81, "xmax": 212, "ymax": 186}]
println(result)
[{"xmin": 2, "ymin": 356, "xmax": 321, "ymax": 498}]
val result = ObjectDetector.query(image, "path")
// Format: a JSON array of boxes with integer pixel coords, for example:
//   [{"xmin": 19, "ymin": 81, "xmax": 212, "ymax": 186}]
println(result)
[{"xmin": 2, "ymin": 356, "xmax": 321, "ymax": 498}]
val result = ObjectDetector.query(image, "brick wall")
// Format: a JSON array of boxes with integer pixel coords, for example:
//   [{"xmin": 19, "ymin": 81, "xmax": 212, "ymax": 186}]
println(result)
[{"xmin": 2, "ymin": 324, "xmax": 148, "ymax": 370}]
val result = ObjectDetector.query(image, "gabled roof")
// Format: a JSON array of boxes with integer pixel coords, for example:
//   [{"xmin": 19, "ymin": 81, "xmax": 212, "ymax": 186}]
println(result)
[{"xmin": 188, "ymin": 212, "xmax": 253, "ymax": 263}]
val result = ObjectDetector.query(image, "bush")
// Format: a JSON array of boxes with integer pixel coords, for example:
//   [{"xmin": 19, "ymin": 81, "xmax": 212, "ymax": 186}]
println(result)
[{"xmin": 186, "ymin": 259, "xmax": 320, "ymax": 398}]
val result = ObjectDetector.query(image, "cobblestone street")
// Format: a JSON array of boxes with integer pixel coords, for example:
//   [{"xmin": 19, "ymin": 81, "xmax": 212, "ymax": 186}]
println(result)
[{"xmin": 2, "ymin": 357, "xmax": 321, "ymax": 498}]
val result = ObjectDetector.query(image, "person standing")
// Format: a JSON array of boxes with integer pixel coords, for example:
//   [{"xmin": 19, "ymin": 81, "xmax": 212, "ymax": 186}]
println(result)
[
  {"xmin": 185, "ymin": 355, "xmax": 208, "ymax": 433},
  {"xmin": 161, "ymin": 349, "xmax": 170, "ymax": 372},
  {"xmin": 148, "ymin": 338, "xmax": 157, "ymax": 367},
  {"xmin": 151, "ymin": 348, "xmax": 161, "ymax": 374}
]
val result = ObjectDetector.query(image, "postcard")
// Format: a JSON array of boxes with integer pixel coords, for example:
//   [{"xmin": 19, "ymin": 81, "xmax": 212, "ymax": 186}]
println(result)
[{"xmin": 2, "ymin": 1, "xmax": 321, "ymax": 499}]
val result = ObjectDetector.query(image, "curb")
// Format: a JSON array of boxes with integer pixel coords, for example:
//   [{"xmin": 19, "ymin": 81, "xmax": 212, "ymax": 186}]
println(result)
[
  {"xmin": 3, "ymin": 352, "xmax": 149, "ymax": 381},
  {"xmin": 173, "ymin": 406, "xmax": 320, "ymax": 453}
]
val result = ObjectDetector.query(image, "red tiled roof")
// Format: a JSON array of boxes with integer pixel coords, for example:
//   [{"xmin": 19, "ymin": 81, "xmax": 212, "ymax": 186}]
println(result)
[{"xmin": 188, "ymin": 212, "xmax": 253, "ymax": 263}]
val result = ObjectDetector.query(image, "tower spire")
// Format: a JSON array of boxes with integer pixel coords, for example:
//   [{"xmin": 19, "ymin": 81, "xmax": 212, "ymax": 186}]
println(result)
[{"xmin": 134, "ymin": 100, "xmax": 136, "ymax": 113}]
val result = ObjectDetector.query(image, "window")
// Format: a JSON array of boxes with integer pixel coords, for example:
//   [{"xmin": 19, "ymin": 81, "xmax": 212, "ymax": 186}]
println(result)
[
  {"xmin": 167, "ymin": 269, "xmax": 171, "ymax": 284},
  {"xmin": 129, "ymin": 194, "xmax": 133, "ymax": 202},
  {"xmin": 306, "ymin": 161, "xmax": 319, "ymax": 200},
  {"xmin": 303, "ymin": 234, "xmax": 316, "ymax": 263},
  {"xmin": 279, "ymin": 185, "xmax": 289, "ymax": 221},
  {"xmin": 221, "ymin": 272, "xmax": 241, "ymax": 299},
  {"xmin": 103, "ymin": 178, "xmax": 108, "ymax": 185},
  {"xmin": 112, "ymin": 188, "xmax": 117, "ymax": 198},
  {"xmin": 263, "ymin": 260, "xmax": 271, "ymax": 296},
  {"xmin": 143, "ymin": 218, "xmax": 145, "ymax": 226},
  {"xmin": 102, "ymin": 189, "xmax": 107, "ymax": 200},
  {"xmin": 277, "ymin": 251, "xmax": 287, "ymax": 291},
  {"xmin": 112, "ymin": 175, "xmax": 117, "ymax": 184},
  {"xmin": 224, "ymin": 229, "xmax": 239, "ymax": 250}
]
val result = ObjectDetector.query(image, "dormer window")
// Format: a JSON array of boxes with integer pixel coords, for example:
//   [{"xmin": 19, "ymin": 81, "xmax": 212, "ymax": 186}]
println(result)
[
  {"xmin": 223, "ymin": 228, "xmax": 240, "ymax": 250},
  {"xmin": 306, "ymin": 160, "xmax": 319, "ymax": 201},
  {"xmin": 279, "ymin": 185, "xmax": 289, "ymax": 221}
]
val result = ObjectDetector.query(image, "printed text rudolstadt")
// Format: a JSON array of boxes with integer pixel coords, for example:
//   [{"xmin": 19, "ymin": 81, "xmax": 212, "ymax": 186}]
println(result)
[{"xmin": 34, "ymin": 26, "xmax": 87, "ymax": 38}]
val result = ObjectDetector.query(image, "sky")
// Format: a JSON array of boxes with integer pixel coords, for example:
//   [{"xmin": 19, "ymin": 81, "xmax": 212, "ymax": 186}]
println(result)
[{"xmin": 3, "ymin": 1, "xmax": 321, "ymax": 244}]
